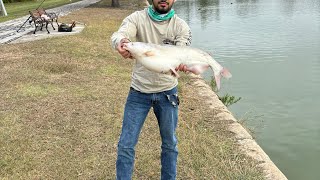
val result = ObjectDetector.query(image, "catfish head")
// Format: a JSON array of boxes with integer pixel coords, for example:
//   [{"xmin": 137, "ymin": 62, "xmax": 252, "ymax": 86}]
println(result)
[{"xmin": 123, "ymin": 42, "xmax": 157, "ymax": 59}]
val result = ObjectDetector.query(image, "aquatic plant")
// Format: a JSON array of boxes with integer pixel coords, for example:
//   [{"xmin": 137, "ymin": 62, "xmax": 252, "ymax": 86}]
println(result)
[{"xmin": 210, "ymin": 78, "xmax": 241, "ymax": 107}]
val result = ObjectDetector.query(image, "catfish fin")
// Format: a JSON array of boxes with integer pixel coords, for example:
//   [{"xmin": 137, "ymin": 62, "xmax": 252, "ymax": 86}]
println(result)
[{"xmin": 143, "ymin": 51, "xmax": 155, "ymax": 57}]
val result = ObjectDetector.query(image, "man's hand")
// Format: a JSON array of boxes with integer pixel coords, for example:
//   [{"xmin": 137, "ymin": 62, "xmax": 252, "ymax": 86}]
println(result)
[
  {"xmin": 116, "ymin": 38, "xmax": 132, "ymax": 59},
  {"xmin": 175, "ymin": 64, "xmax": 209, "ymax": 75}
]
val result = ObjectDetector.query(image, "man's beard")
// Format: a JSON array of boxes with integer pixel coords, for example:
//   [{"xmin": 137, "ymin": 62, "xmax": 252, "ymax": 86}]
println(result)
[{"xmin": 153, "ymin": 1, "xmax": 172, "ymax": 14}]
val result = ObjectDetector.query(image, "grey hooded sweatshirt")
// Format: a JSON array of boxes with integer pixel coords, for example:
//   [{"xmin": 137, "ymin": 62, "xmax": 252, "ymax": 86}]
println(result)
[{"xmin": 111, "ymin": 8, "xmax": 192, "ymax": 93}]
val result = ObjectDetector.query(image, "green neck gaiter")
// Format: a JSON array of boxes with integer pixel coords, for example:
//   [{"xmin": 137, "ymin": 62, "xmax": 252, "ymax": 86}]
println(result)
[{"xmin": 147, "ymin": 5, "xmax": 175, "ymax": 22}]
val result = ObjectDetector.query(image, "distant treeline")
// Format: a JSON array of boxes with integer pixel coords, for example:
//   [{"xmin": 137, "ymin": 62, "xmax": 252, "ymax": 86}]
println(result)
[{"xmin": 3, "ymin": 0, "xmax": 36, "ymax": 3}]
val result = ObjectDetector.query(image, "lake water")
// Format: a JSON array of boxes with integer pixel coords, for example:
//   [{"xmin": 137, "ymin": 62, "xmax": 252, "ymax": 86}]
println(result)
[{"xmin": 174, "ymin": 0, "xmax": 320, "ymax": 179}]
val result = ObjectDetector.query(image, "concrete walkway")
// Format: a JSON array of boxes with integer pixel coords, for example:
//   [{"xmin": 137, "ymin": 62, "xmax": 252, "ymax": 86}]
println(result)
[{"xmin": 0, "ymin": 0, "xmax": 101, "ymax": 45}]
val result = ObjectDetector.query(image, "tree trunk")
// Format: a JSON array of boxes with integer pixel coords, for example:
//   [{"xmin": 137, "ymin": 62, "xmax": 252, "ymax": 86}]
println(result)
[{"xmin": 111, "ymin": 0, "xmax": 120, "ymax": 7}]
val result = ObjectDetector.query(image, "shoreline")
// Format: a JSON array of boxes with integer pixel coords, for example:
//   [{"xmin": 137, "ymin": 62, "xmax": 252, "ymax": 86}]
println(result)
[{"xmin": 188, "ymin": 74, "xmax": 287, "ymax": 179}]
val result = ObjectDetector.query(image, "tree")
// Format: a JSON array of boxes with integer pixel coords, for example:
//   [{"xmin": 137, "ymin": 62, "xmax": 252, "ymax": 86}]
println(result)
[
  {"xmin": 111, "ymin": 0, "xmax": 120, "ymax": 7},
  {"xmin": 0, "ymin": 0, "xmax": 8, "ymax": 16}
]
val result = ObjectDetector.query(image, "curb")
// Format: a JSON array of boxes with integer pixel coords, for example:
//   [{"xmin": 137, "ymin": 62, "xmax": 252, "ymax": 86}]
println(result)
[{"xmin": 188, "ymin": 74, "xmax": 287, "ymax": 180}]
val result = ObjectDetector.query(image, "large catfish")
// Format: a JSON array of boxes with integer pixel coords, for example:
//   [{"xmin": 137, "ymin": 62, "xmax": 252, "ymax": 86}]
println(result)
[{"xmin": 123, "ymin": 42, "xmax": 232, "ymax": 90}]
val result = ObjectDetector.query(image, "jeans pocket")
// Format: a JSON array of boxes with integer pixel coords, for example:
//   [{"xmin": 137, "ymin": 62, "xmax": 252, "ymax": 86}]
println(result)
[{"xmin": 164, "ymin": 92, "xmax": 180, "ymax": 107}]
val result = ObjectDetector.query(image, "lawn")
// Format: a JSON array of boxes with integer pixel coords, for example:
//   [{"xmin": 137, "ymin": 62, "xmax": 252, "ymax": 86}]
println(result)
[{"xmin": 0, "ymin": 0, "xmax": 265, "ymax": 179}]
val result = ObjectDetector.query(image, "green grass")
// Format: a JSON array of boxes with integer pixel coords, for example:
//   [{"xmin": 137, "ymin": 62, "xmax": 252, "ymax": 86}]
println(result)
[
  {"xmin": 0, "ymin": 0, "xmax": 265, "ymax": 179},
  {"xmin": 0, "ymin": 0, "xmax": 82, "ymax": 22}
]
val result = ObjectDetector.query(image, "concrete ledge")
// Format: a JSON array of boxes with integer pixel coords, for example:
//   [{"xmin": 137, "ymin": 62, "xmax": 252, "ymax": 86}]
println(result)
[{"xmin": 188, "ymin": 74, "xmax": 287, "ymax": 180}]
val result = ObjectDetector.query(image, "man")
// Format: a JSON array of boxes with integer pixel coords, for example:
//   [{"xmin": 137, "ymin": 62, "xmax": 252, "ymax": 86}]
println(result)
[{"xmin": 111, "ymin": 0, "xmax": 192, "ymax": 179}]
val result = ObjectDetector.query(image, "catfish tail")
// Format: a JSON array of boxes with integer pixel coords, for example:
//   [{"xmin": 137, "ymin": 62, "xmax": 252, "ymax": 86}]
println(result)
[
  {"xmin": 221, "ymin": 68, "xmax": 232, "ymax": 79},
  {"xmin": 214, "ymin": 68, "xmax": 232, "ymax": 91}
]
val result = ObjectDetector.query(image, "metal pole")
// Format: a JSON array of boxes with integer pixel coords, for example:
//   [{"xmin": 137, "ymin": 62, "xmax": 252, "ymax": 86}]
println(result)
[
  {"xmin": 36, "ymin": 0, "xmax": 46, "ymax": 10},
  {"xmin": 0, "ymin": 0, "xmax": 8, "ymax": 16},
  {"xmin": 16, "ymin": 0, "xmax": 46, "ymax": 32}
]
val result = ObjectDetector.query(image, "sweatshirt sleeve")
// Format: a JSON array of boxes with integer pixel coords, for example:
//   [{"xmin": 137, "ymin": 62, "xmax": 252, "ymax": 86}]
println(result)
[
  {"xmin": 111, "ymin": 13, "xmax": 138, "ymax": 49},
  {"xmin": 175, "ymin": 20, "xmax": 192, "ymax": 47}
]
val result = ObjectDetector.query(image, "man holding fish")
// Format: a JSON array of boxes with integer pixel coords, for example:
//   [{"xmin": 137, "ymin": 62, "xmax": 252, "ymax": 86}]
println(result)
[
  {"xmin": 111, "ymin": 0, "xmax": 191, "ymax": 179},
  {"xmin": 111, "ymin": 0, "xmax": 231, "ymax": 179}
]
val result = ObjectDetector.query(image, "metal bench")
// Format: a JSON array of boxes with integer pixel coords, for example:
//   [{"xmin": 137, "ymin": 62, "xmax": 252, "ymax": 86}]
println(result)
[
  {"xmin": 29, "ymin": 10, "xmax": 50, "ymax": 34},
  {"xmin": 37, "ymin": 8, "xmax": 59, "ymax": 29}
]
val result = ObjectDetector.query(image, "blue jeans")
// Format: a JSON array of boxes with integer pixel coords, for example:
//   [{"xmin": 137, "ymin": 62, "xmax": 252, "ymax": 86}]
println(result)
[{"xmin": 116, "ymin": 87, "xmax": 179, "ymax": 180}]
